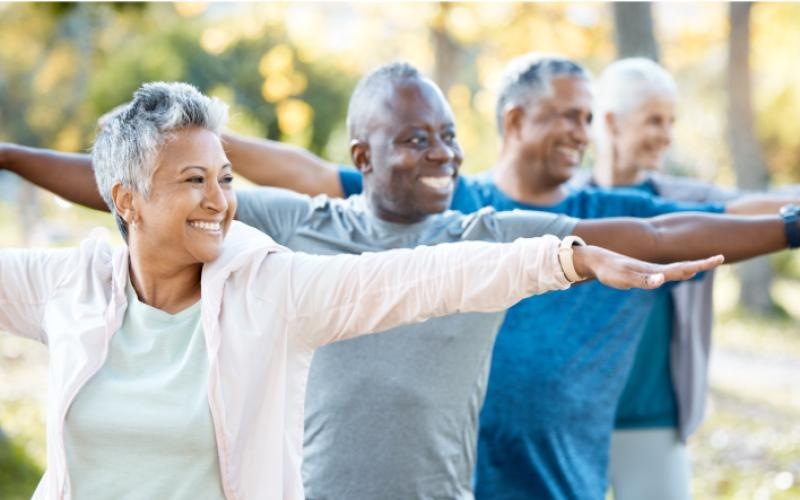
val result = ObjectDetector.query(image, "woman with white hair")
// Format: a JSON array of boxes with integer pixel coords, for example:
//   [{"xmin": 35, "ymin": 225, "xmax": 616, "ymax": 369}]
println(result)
[
  {"xmin": 587, "ymin": 58, "xmax": 794, "ymax": 500},
  {"xmin": 0, "ymin": 81, "xmax": 722, "ymax": 500}
]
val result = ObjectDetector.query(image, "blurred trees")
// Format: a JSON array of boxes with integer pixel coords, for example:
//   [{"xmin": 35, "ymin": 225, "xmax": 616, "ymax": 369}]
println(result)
[
  {"xmin": 0, "ymin": 3, "xmax": 355, "ymax": 156},
  {"xmin": 0, "ymin": 1, "xmax": 798, "ymax": 272},
  {"xmin": 612, "ymin": 2, "xmax": 660, "ymax": 61},
  {"xmin": 728, "ymin": 3, "xmax": 775, "ymax": 314}
]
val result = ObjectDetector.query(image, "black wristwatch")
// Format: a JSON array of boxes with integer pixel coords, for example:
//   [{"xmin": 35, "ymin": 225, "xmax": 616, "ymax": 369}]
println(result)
[{"xmin": 780, "ymin": 204, "xmax": 800, "ymax": 248}]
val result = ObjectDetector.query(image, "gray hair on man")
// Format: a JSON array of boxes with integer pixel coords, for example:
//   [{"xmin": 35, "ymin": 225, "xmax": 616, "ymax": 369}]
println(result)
[
  {"xmin": 495, "ymin": 53, "xmax": 592, "ymax": 136},
  {"xmin": 346, "ymin": 62, "xmax": 422, "ymax": 140},
  {"xmin": 92, "ymin": 82, "xmax": 228, "ymax": 240},
  {"xmin": 593, "ymin": 58, "xmax": 677, "ymax": 151}
]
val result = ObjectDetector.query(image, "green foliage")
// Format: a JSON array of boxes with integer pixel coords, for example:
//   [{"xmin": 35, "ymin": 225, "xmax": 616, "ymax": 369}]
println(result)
[
  {"xmin": 0, "ymin": 433, "xmax": 41, "ymax": 500},
  {"xmin": 0, "ymin": 3, "xmax": 356, "ymax": 156}
]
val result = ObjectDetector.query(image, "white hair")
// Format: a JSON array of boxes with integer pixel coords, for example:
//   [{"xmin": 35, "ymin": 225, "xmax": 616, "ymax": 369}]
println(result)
[
  {"xmin": 92, "ymin": 82, "xmax": 228, "ymax": 240},
  {"xmin": 593, "ymin": 58, "xmax": 677, "ymax": 150}
]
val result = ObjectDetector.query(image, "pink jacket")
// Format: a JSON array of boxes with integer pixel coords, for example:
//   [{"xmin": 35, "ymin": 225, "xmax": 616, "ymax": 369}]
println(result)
[{"xmin": 0, "ymin": 221, "xmax": 571, "ymax": 499}]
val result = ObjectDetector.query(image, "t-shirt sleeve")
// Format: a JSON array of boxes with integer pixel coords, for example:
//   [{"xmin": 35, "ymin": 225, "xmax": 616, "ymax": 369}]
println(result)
[
  {"xmin": 338, "ymin": 166, "xmax": 363, "ymax": 197},
  {"xmin": 234, "ymin": 187, "xmax": 314, "ymax": 245},
  {"xmin": 604, "ymin": 188, "xmax": 726, "ymax": 218},
  {"xmin": 642, "ymin": 196, "xmax": 726, "ymax": 217},
  {"xmin": 651, "ymin": 174, "xmax": 740, "ymax": 203},
  {"xmin": 472, "ymin": 208, "xmax": 578, "ymax": 242}
]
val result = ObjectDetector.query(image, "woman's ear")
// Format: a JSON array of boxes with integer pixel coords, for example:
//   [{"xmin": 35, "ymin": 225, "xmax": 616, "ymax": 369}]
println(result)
[
  {"xmin": 111, "ymin": 183, "xmax": 137, "ymax": 226},
  {"xmin": 350, "ymin": 140, "xmax": 372, "ymax": 174}
]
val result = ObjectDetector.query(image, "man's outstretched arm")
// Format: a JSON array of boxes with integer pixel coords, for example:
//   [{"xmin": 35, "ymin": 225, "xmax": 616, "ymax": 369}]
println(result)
[
  {"xmin": 0, "ymin": 143, "xmax": 107, "ymax": 211},
  {"xmin": 724, "ymin": 193, "xmax": 800, "ymax": 216},
  {"xmin": 573, "ymin": 212, "xmax": 788, "ymax": 265},
  {"xmin": 222, "ymin": 132, "xmax": 344, "ymax": 198}
]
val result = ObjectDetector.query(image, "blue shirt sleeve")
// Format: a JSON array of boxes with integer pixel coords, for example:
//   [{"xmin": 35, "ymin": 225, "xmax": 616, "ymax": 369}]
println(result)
[
  {"xmin": 579, "ymin": 187, "xmax": 726, "ymax": 218},
  {"xmin": 639, "ymin": 193, "xmax": 726, "ymax": 217},
  {"xmin": 338, "ymin": 166, "xmax": 363, "ymax": 197}
]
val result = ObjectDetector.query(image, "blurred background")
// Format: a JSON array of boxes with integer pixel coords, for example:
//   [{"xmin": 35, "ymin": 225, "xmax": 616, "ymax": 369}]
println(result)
[{"xmin": 0, "ymin": 2, "xmax": 799, "ymax": 498}]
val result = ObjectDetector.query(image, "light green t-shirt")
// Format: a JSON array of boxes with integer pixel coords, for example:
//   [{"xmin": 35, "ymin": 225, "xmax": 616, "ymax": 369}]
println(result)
[{"xmin": 64, "ymin": 279, "xmax": 225, "ymax": 500}]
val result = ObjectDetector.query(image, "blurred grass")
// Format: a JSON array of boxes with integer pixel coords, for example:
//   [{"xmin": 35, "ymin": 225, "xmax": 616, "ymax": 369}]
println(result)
[{"xmin": 689, "ymin": 265, "xmax": 800, "ymax": 499}]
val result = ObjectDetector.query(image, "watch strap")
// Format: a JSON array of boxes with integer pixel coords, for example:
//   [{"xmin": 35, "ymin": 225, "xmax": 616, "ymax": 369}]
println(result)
[
  {"xmin": 558, "ymin": 235, "xmax": 587, "ymax": 283},
  {"xmin": 783, "ymin": 206, "xmax": 800, "ymax": 249}
]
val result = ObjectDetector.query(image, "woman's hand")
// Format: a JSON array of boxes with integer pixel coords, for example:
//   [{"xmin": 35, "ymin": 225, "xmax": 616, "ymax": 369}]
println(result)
[{"xmin": 572, "ymin": 245, "xmax": 724, "ymax": 290}]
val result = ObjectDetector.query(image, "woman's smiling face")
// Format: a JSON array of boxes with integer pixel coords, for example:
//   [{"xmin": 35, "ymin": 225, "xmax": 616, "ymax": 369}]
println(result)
[{"xmin": 124, "ymin": 126, "xmax": 236, "ymax": 266}]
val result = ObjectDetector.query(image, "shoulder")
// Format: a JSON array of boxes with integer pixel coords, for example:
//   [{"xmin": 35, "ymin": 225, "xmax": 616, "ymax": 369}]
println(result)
[{"xmin": 236, "ymin": 186, "xmax": 314, "ymax": 213}]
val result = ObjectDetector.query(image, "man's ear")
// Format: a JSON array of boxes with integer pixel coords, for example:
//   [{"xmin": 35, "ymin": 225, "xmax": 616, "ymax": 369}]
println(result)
[
  {"xmin": 502, "ymin": 106, "xmax": 525, "ymax": 140},
  {"xmin": 111, "ymin": 183, "xmax": 137, "ymax": 225},
  {"xmin": 604, "ymin": 111, "xmax": 620, "ymax": 137},
  {"xmin": 350, "ymin": 139, "xmax": 372, "ymax": 174}
]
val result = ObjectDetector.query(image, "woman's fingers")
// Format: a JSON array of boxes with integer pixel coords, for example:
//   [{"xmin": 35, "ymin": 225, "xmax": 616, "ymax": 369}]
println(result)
[
  {"xmin": 658, "ymin": 254, "xmax": 725, "ymax": 282},
  {"xmin": 594, "ymin": 254, "xmax": 725, "ymax": 290}
]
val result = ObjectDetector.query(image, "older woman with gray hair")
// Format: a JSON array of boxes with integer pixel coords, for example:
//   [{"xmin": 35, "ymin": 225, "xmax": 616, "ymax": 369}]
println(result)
[
  {"xmin": 580, "ymin": 57, "xmax": 799, "ymax": 500},
  {"xmin": 0, "ymin": 82, "xmax": 722, "ymax": 500}
]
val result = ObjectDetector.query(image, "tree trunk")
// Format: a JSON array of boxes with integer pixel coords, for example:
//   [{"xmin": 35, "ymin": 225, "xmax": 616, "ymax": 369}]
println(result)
[
  {"xmin": 612, "ymin": 2, "xmax": 660, "ymax": 61},
  {"xmin": 430, "ymin": 3, "xmax": 466, "ymax": 94},
  {"xmin": 728, "ymin": 2, "xmax": 775, "ymax": 314}
]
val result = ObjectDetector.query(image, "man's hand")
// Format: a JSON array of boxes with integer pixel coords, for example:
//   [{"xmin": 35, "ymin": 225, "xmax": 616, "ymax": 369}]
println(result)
[{"xmin": 572, "ymin": 245, "xmax": 724, "ymax": 290}]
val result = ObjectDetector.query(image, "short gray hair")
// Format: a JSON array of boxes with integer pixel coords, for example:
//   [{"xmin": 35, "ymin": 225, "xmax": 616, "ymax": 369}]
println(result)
[
  {"xmin": 92, "ymin": 82, "xmax": 228, "ymax": 240},
  {"xmin": 593, "ymin": 58, "xmax": 677, "ymax": 151},
  {"xmin": 346, "ymin": 62, "xmax": 421, "ymax": 140},
  {"xmin": 495, "ymin": 54, "xmax": 591, "ymax": 135}
]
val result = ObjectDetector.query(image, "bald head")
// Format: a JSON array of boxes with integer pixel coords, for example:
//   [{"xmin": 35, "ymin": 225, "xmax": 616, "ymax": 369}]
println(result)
[{"xmin": 346, "ymin": 62, "xmax": 425, "ymax": 141}]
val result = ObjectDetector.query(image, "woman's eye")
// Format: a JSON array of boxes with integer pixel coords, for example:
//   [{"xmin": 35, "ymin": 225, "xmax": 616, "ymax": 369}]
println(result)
[
  {"xmin": 187, "ymin": 176, "xmax": 205, "ymax": 184},
  {"xmin": 221, "ymin": 175, "xmax": 234, "ymax": 184},
  {"xmin": 409, "ymin": 136, "xmax": 426, "ymax": 146}
]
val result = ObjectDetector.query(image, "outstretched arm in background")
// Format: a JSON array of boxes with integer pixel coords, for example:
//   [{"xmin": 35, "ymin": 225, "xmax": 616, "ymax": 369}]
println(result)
[
  {"xmin": 0, "ymin": 132, "xmax": 344, "ymax": 209},
  {"xmin": 221, "ymin": 132, "xmax": 344, "ymax": 197},
  {"xmin": 573, "ymin": 212, "xmax": 789, "ymax": 265},
  {"xmin": 0, "ymin": 143, "xmax": 106, "ymax": 211}
]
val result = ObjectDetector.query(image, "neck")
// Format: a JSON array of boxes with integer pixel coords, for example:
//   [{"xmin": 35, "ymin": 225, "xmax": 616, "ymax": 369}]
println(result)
[
  {"xmin": 362, "ymin": 189, "xmax": 427, "ymax": 225},
  {"xmin": 594, "ymin": 146, "xmax": 646, "ymax": 187},
  {"xmin": 492, "ymin": 149, "xmax": 569, "ymax": 206},
  {"xmin": 127, "ymin": 240, "xmax": 202, "ymax": 314}
]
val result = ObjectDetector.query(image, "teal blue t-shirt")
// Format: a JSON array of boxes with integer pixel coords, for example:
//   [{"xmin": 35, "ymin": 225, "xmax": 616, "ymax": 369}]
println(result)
[{"xmin": 613, "ymin": 179, "xmax": 679, "ymax": 430}]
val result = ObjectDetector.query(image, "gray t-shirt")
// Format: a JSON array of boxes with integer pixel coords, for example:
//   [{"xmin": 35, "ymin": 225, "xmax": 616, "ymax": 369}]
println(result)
[{"xmin": 235, "ymin": 187, "xmax": 577, "ymax": 500}]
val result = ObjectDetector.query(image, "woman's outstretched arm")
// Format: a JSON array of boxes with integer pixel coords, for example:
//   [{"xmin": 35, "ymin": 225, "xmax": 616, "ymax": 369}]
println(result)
[{"xmin": 274, "ymin": 236, "xmax": 723, "ymax": 348}]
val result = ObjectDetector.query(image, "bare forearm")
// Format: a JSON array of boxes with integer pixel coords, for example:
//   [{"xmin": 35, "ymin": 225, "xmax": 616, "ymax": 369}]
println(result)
[
  {"xmin": 724, "ymin": 193, "xmax": 800, "ymax": 215},
  {"xmin": 222, "ymin": 132, "xmax": 344, "ymax": 197},
  {"xmin": 0, "ymin": 144, "xmax": 107, "ymax": 211},
  {"xmin": 573, "ymin": 213, "xmax": 788, "ymax": 264}
]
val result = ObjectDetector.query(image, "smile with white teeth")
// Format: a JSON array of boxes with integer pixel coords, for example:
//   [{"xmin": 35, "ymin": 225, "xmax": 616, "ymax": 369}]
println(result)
[
  {"xmin": 188, "ymin": 221, "xmax": 222, "ymax": 232},
  {"xmin": 556, "ymin": 146, "xmax": 581, "ymax": 164},
  {"xmin": 419, "ymin": 176, "xmax": 454, "ymax": 190}
]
